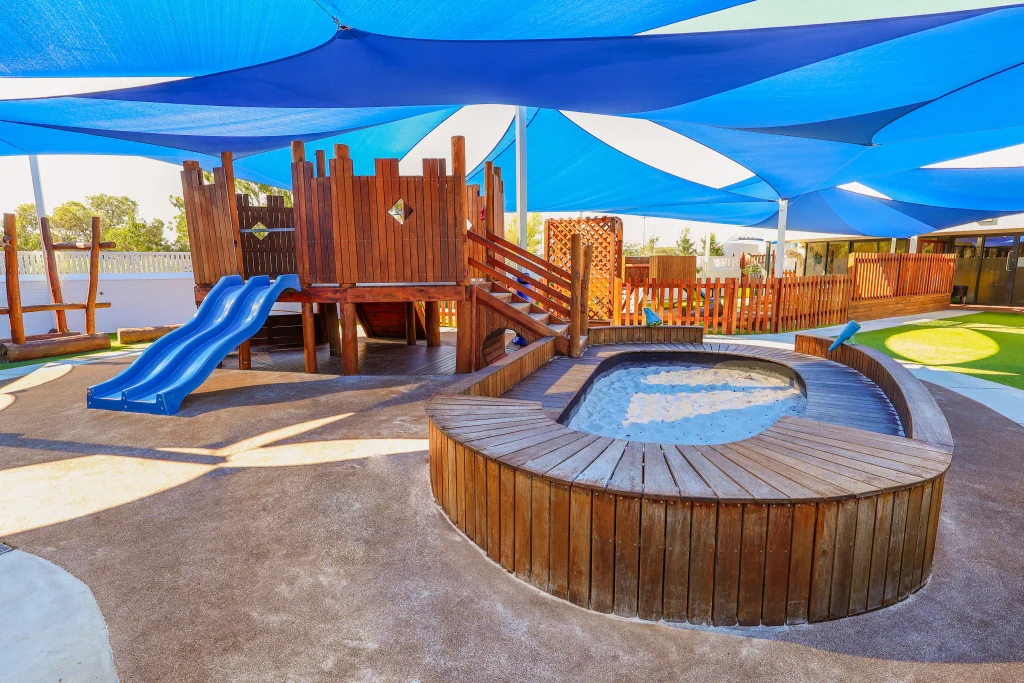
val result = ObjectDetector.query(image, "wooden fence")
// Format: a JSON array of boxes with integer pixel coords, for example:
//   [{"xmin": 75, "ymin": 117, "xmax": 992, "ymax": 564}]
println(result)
[
  {"xmin": 849, "ymin": 253, "xmax": 957, "ymax": 301},
  {"xmin": 545, "ymin": 216, "xmax": 622, "ymax": 321},
  {"xmin": 617, "ymin": 275, "xmax": 852, "ymax": 334}
]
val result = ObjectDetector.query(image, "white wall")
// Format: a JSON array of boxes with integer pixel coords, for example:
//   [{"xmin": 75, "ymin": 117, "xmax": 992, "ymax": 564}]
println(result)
[{"xmin": 1, "ymin": 273, "xmax": 197, "ymax": 338}]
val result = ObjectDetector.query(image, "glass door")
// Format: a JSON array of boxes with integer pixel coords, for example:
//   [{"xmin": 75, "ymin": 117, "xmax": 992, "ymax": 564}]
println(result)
[
  {"xmin": 952, "ymin": 238, "xmax": 982, "ymax": 303},
  {"xmin": 1013, "ymin": 240, "xmax": 1024, "ymax": 305}
]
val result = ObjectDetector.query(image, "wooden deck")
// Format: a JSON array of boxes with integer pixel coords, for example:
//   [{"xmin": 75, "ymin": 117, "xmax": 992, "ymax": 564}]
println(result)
[
  {"xmin": 244, "ymin": 336, "xmax": 458, "ymax": 376},
  {"xmin": 503, "ymin": 342, "xmax": 903, "ymax": 436},
  {"xmin": 425, "ymin": 333, "xmax": 953, "ymax": 626}
]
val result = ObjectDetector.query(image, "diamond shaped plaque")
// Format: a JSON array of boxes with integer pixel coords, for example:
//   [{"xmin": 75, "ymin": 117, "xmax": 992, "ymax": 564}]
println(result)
[
  {"xmin": 387, "ymin": 198, "xmax": 413, "ymax": 225},
  {"xmin": 251, "ymin": 221, "xmax": 269, "ymax": 240}
]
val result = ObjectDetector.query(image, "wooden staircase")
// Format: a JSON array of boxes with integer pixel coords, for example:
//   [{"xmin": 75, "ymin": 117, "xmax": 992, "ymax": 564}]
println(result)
[{"xmin": 466, "ymin": 229, "xmax": 591, "ymax": 364}]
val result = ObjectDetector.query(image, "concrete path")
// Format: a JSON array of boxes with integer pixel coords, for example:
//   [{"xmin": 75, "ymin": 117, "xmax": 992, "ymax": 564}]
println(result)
[
  {"xmin": 2, "ymin": 357, "xmax": 1023, "ymax": 681},
  {"xmin": 0, "ymin": 548, "xmax": 117, "ymax": 683},
  {"xmin": 710, "ymin": 307, "xmax": 1024, "ymax": 426}
]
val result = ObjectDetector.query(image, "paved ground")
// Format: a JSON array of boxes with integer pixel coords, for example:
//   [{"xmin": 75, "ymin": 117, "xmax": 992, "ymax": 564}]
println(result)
[{"xmin": 2, "ymin": 355, "xmax": 1023, "ymax": 682}]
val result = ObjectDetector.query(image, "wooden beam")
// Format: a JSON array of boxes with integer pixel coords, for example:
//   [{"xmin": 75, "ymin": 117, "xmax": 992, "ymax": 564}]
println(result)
[
  {"xmin": 2, "ymin": 302, "xmax": 111, "ymax": 314},
  {"xmin": 405, "ymin": 302, "xmax": 418, "ymax": 345},
  {"xmin": 455, "ymin": 299, "xmax": 473, "ymax": 374},
  {"xmin": 39, "ymin": 216, "xmax": 68, "ymax": 333},
  {"xmin": 51, "ymin": 241, "xmax": 116, "ymax": 251},
  {"xmin": 341, "ymin": 302, "xmax": 359, "ymax": 375},
  {"xmin": 301, "ymin": 302, "xmax": 318, "ymax": 373},
  {"xmin": 424, "ymin": 300, "xmax": 441, "ymax": 347},
  {"xmin": 323, "ymin": 302, "xmax": 342, "ymax": 356},
  {"xmin": 85, "ymin": 216, "xmax": 101, "ymax": 335},
  {"xmin": 2, "ymin": 214, "xmax": 25, "ymax": 344},
  {"xmin": 569, "ymin": 233, "xmax": 583, "ymax": 358},
  {"xmin": 291, "ymin": 140, "xmax": 306, "ymax": 163}
]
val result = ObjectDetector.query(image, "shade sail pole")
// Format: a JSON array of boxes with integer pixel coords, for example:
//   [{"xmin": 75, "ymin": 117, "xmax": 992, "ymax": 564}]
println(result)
[
  {"xmin": 29, "ymin": 155, "xmax": 46, "ymax": 227},
  {"xmin": 775, "ymin": 198, "xmax": 788, "ymax": 278},
  {"xmin": 515, "ymin": 106, "xmax": 528, "ymax": 250},
  {"xmin": 704, "ymin": 230, "xmax": 711, "ymax": 276}
]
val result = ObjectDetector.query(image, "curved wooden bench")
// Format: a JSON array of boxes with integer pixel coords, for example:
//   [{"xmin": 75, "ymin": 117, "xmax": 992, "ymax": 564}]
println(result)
[{"xmin": 426, "ymin": 331, "xmax": 952, "ymax": 626}]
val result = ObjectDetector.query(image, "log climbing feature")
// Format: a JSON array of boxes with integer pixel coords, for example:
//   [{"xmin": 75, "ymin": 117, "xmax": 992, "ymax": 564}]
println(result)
[
  {"xmin": 1, "ymin": 212, "xmax": 114, "ymax": 363},
  {"xmin": 425, "ymin": 329, "xmax": 952, "ymax": 626}
]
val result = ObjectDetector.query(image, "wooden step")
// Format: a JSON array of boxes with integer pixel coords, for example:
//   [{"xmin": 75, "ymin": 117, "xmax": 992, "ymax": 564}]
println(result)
[
  {"xmin": 510, "ymin": 302, "xmax": 532, "ymax": 313},
  {"xmin": 493, "ymin": 292, "xmax": 513, "ymax": 302},
  {"xmin": 529, "ymin": 312, "xmax": 551, "ymax": 325},
  {"xmin": 549, "ymin": 323, "xmax": 569, "ymax": 335}
]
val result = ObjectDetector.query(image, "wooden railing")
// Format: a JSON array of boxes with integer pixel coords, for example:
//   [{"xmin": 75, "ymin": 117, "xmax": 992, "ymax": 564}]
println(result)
[
  {"xmin": 467, "ymin": 230, "xmax": 573, "ymax": 321},
  {"xmin": 617, "ymin": 275, "xmax": 851, "ymax": 334},
  {"xmin": 849, "ymin": 253, "xmax": 957, "ymax": 301}
]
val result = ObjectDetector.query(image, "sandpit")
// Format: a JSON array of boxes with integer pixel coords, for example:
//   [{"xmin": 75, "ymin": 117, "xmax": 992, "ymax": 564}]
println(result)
[{"xmin": 565, "ymin": 362, "xmax": 806, "ymax": 444}]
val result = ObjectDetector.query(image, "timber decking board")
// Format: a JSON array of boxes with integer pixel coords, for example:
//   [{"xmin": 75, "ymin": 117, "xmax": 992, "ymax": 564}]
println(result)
[{"xmin": 426, "ymin": 339, "xmax": 951, "ymax": 626}]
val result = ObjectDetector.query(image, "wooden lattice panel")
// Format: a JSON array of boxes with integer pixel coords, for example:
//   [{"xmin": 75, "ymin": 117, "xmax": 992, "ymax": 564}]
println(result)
[{"xmin": 544, "ymin": 216, "xmax": 623, "ymax": 320}]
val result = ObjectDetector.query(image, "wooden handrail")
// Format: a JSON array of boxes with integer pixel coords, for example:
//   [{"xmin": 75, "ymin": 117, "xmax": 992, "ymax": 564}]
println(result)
[
  {"xmin": 484, "ymin": 255, "xmax": 571, "ymax": 305},
  {"xmin": 477, "ymin": 230, "xmax": 572, "ymax": 283},
  {"xmin": 468, "ymin": 257, "xmax": 571, "ymax": 319},
  {"xmin": 474, "ymin": 287, "xmax": 570, "ymax": 356}
]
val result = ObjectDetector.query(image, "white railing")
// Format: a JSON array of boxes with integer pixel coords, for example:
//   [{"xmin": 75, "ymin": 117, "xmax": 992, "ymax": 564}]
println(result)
[
  {"xmin": 0, "ymin": 251, "xmax": 193, "ymax": 276},
  {"xmin": 710, "ymin": 256, "xmax": 741, "ymax": 269}
]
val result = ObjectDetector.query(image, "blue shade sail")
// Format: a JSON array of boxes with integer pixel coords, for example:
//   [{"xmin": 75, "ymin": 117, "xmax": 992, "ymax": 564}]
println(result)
[
  {"xmin": 748, "ymin": 187, "xmax": 1024, "ymax": 236},
  {"xmin": 634, "ymin": 6, "xmax": 1024, "ymax": 131},
  {"xmin": 86, "ymin": 12, "xmax": 987, "ymax": 114},
  {"xmin": 867, "ymin": 168, "xmax": 1024, "ymax": 211},
  {"xmin": 467, "ymin": 108, "xmax": 770, "ymax": 213}
]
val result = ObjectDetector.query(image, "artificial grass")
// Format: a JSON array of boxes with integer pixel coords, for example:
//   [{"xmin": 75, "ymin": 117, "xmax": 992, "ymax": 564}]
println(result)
[
  {"xmin": 854, "ymin": 312, "xmax": 1024, "ymax": 390},
  {"xmin": 0, "ymin": 333, "xmax": 149, "ymax": 371}
]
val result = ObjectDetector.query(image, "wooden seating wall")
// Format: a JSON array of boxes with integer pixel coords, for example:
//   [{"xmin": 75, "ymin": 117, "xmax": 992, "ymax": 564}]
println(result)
[{"xmin": 425, "ymin": 330, "xmax": 953, "ymax": 626}]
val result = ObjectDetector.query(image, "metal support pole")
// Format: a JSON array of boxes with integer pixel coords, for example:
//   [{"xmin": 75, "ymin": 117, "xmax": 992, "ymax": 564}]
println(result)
[
  {"xmin": 704, "ymin": 230, "xmax": 711, "ymax": 276},
  {"xmin": 890, "ymin": 237, "xmax": 898, "ymax": 253},
  {"xmin": 775, "ymin": 198, "xmax": 788, "ymax": 278},
  {"xmin": 515, "ymin": 106, "xmax": 528, "ymax": 250},
  {"xmin": 29, "ymin": 155, "xmax": 46, "ymax": 228},
  {"xmin": 909, "ymin": 235, "xmax": 919, "ymax": 253}
]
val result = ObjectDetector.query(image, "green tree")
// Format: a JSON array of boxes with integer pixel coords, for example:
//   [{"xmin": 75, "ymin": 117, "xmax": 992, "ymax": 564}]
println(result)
[
  {"xmin": 623, "ymin": 236, "xmax": 676, "ymax": 256},
  {"xmin": 504, "ymin": 212, "xmax": 543, "ymax": 255},
  {"xmin": 708, "ymin": 232, "xmax": 726, "ymax": 257},
  {"xmin": 13, "ymin": 203, "xmax": 42, "ymax": 250},
  {"xmin": 49, "ymin": 200, "xmax": 93, "ymax": 243},
  {"xmin": 169, "ymin": 195, "xmax": 190, "ymax": 251},
  {"xmin": 675, "ymin": 228, "xmax": 698, "ymax": 256}
]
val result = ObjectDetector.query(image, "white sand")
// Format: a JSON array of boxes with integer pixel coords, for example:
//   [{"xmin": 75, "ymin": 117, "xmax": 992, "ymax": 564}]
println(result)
[{"xmin": 566, "ymin": 363, "xmax": 805, "ymax": 445}]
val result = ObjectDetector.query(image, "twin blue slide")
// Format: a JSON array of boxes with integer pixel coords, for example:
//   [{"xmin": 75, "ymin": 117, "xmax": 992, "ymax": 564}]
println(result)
[{"xmin": 87, "ymin": 274, "xmax": 300, "ymax": 415}]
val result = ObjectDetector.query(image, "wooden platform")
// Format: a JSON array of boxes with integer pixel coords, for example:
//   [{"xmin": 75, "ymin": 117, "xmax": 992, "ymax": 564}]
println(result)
[{"xmin": 425, "ymin": 330, "xmax": 953, "ymax": 626}]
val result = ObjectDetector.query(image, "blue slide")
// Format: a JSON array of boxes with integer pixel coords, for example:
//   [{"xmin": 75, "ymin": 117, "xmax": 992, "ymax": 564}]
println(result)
[{"xmin": 88, "ymin": 274, "xmax": 300, "ymax": 415}]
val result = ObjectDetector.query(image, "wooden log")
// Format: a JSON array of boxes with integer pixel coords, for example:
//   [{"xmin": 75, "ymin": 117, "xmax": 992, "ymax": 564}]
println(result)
[
  {"xmin": 116, "ymin": 324, "xmax": 182, "ymax": 345},
  {"xmin": 51, "ymin": 241, "xmax": 116, "ymax": 251},
  {"xmin": 323, "ymin": 303, "xmax": 342, "ymax": 356},
  {"xmin": 341, "ymin": 302, "xmax": 358, "ymax": 375},
  {"xmin": 455, "ymin": 299, "xmax": 473, "ymax": 374},
  {"xmin": 0, "ymin": 333, "xmax": 110, "ymax": 363},
  {"xmin": 580, "ymin": 243, "xmax": 593, "ymax": 337},
  {"xmin": 85, "ymin": 217, "xmax": 101, "ymax": 335},
  {"xmin": 568, "ymin": 233, "xmax": 583, "ymax": 358},
  {"xmin": 39, "ymin": 216, "xmax": 68, "ymax": 333},
  {"xmin": 237, "ymin": 340, "xmax": 251, "ymax": 370},
  {"xmin": 2, "ymin": 214, "xmax": 25, "ymax": 344},
  {"xmin": 301, "ymin": 302, "xmax": 318, "ymax": 373},
  {"xmin": 424, "ymin": 300, "xmax": 441, "ymax": 347}
]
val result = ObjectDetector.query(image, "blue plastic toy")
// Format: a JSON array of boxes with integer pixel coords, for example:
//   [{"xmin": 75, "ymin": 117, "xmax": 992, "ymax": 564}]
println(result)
[
  {"xmin": 829, "ymin": 320, "xmax": 861, "ymax": 352},
  {"xmin": 643, "ymin": 306, "xmax": 663, "ymax": 327},
  {"xmin": 87, "ymin": 273, "xmax": 300, "ymax": 415}
]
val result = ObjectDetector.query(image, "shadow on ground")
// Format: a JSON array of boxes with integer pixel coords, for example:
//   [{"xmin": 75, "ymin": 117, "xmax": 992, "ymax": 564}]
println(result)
[{"xmin": 2, "ymin": 359, "xmax": 1022, "ymax": 682}]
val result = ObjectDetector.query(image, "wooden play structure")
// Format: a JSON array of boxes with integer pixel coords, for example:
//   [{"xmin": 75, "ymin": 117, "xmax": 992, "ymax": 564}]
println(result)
[
  {"xmin": 1, "ymin": 213, "xmax": 113, "ymax": 363},
  {"xmin": 180, "ymin": 138, "xmax": 592, "ymax": 376}
]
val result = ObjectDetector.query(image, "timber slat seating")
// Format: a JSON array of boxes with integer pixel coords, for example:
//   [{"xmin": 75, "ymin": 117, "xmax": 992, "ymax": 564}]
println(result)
[{"xmin": 426, "ymin": 329, "xmax": 952, "ymax": 626}]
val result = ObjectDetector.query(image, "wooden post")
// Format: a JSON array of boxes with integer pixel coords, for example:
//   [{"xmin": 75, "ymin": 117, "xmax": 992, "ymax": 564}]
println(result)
[
  {"xmin": 38, "ymin": 216, "xmax": 68, "ymax": 334},
  {"xmin": 341, "ymin": 302, "xmax": 358, "ymax": 375},
  {"xmin": 613, "ymin": 276, "xmax": 623, "ymax": 326},
  {"xmin": 453, "ymin": 136, "xmax": 474, "ymax": 374},
  {"xmin": 291, "ymin": 140, "xmax": 306, "ymax": 164},
  {"xmin": 324, "ymin": 303, "xmax": 342, "ymax": 356},
  {"xmin": 85, "ymin": 216, "xmax": 101, "ymax": 335},
  {"xmin": 405, "ymin": 302, "xmax": 418, "ymax": 345},
  {"xmin": 221, "ymin": 151, "xmax": 251, "ymax": 369},
  {"xmin": 315, "ymin": 149, "xmax": 327, "ymax": 178},
  {"xmin": 3, "ymin": 214, "xmax": 25, "ymax": 344},
  {"xmin": 301, "ymin": 302, "xmax": 317, "ymax": 373},
  {"xmin": 569, "ymin": 233, "xmax": 583, "ymax": 358},
  {"xmin": 424, "ymin": 300, "xmax": 441, "ymax": 347},
  {"xmin": 581, "ymin": 243, "xmax": 593, "ymax": 337}
]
